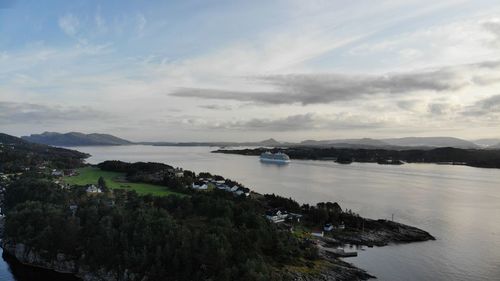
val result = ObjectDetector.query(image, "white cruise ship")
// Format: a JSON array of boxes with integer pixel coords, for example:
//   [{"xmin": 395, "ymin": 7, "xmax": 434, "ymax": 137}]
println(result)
[{"xmin": 259, "ymin": 152, "xmax": 291, "ymax": 164}]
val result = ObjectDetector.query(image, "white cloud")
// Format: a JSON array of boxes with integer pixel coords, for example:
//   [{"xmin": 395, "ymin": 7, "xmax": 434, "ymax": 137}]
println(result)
[
  {"xmin": 136, "ymin": 13, "xmax": 147, "ymax": 35},
  {"xmin": 58, "ymin": 13, "xmax": 80, "ymax": 36}
]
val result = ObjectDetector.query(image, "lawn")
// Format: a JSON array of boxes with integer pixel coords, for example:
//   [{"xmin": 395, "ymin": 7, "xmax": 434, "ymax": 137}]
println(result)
[{"xmin": 64, "ymin": 166, "xmax": 184, "ymax": 197}]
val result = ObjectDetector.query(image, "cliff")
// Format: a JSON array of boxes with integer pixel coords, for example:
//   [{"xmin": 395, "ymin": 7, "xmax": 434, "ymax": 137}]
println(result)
[{"xmin": 1, "ymin": 240, "xmax": 140, "ymax": 281}]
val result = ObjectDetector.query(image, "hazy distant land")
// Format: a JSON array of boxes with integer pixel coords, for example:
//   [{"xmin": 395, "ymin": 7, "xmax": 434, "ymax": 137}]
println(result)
[{"xmin": 20, "ymin": 132, "xmax": 500, "ymax": 150}]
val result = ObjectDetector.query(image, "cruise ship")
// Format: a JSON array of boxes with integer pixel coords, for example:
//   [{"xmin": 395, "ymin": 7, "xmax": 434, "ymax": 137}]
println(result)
[{"xmin": 259, "ymin": 152, "xmax": 291, "ymax": 164}]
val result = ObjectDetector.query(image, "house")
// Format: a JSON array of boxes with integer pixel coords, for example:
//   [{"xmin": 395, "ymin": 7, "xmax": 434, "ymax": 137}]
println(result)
[
  {"xmin": 216, "ymin": 183, "xmax": 230, "ymax": 191},
  {"xmin": 265, "ymin": 209, "xmax": 288, "ymax": 223},
  {"xmin": 192, "ymin": 182, "xmax": 208, "ymax": 190},
  {"xmin": 51, "ymin": 169, "xmax": 63, "ymax": 177},
  {"xmin": 230, "ymin": 185, "xmax": 240, "ymax": 192},
  {"xmin": 324, "ymin": 223, "xmax": 334, "ymax": 232},
  {"xmin": 86, "ymin": 184, "xmax": 102, "ymax": 193},
  {"xmin": 287, "ymin": 213, "xmax": 302, "ymax": 223},
  {"xmin": 311, "ymin": 231, "xmax": 324, "ymax": 237}
]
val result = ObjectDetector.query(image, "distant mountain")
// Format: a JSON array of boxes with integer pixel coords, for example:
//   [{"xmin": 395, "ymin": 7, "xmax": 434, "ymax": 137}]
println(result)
[
  {"xmin": 300, "ymin": 138, "xmax": 390, "ymax": 148},
  {"xmin": 142, "ymin": 138, "xmax": 288, "ymax": 147},
  {"xmin": 255, "ymin": 138, "xmax": 282, "ymax": 146},
  {"xmin": 383, "ymin": 137, "xmax": 479, "ymax": 149},
  {"xmin": 488, "ymin": 143, "xmax": 500, "ymax": 149},
  {"xmin": 473, "ymin": 138, "xmax": 500, "ymax": 147},
  {"xmin": 22, "ymin": 132, "xmax": 132, "ymax": 146},
  {"xmin": 144, "ymin": 137, "xmax": 481, "ymax": 149}
]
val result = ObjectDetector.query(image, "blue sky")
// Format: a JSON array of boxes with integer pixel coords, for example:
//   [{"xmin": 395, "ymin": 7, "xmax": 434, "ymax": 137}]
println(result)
[{"xmin": 1, "ymin": 0, "xmax": 500, "ymax": 141}]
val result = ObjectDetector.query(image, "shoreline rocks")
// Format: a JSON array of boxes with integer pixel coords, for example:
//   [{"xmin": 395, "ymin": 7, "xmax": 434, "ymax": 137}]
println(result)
[{"xmin": 329, "ymin": 219, "xmax": 435, "ymax": 247}]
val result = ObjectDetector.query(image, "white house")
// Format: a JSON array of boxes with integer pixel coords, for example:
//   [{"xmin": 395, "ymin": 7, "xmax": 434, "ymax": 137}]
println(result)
[
  {"xmin": 51, "ymin": 169, "xmax": 63, "ymax": 177},
  {"xmin": 216, "ymin": 184, "xmax": 230, "ymax": 191},
  {"xmin": 192, "ymin": 182, "xmax": 208, "ymax": 190},
  {"xmin": 324, "ymin": 223, "xmax": 334, "ymax": 232},
  {"xmin": 311, "ymin": 231, "xmax": 324, "ymax": 237},
  {"xmin": 86, "ymin": 184, "xmax": 102, "ymax": 193},
  {"xmin": 230, "ymin": 185, "xmax": 240, "ymax": 192},
  {"xmin": 265, "ymin": 209, "xmax": 288, "ymax": 223}
]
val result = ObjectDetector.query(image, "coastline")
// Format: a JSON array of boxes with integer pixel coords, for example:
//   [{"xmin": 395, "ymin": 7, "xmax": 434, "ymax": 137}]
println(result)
[
  {"xmin": 0, "ymin": 209, "xmax": 434, "ymax": 281},
  {"xmin": 212, "ymin": 147, "xmax": 500, "ymax": 169}
]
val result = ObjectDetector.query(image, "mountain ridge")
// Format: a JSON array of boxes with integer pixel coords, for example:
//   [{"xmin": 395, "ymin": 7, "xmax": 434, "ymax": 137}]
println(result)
[{"xmin": 22, "ymin": 132, "xmax": 132, "ymax": 146}]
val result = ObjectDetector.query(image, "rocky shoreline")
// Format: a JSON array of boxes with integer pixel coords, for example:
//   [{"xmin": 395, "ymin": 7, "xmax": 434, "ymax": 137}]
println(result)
[
  {"xmin": 1, "ymin": 217, "xmax": 435, "ymax": 281},
  {"xmin": 1, "ymin": 239, "xmax": 374, "ymax": 281},
  {"xmin": 327, "ymin": 219, "xmax": 435, "ymax": 247},
  {"xmin": 0, "ymin": 201, "xmax": 434, "ymax": 281},
  {"xmin": 1, "ymin": 240, "xmax": 120, "ymax": 281}
]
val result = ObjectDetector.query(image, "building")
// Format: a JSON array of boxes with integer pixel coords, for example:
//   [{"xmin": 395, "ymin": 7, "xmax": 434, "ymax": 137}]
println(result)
[
  {"xmin": 265, "ymin": 209, "xmax": 288, "ymax": 223},
  {"xmin": 311, "ymin": 231, "xmax": 324, "ymax": 237},
  {"xmin": 192, "ymin": 182, "xmax": 208, "ymax": 190},
  {"xmin": 86, "ymin": 184, "xmax": 102, "ymax": 193},
  {"xmin": 51, "ymin": 169, "xmax": 63, "ymax": 177},
  {"xmin": 324, "ymin": 223, "xmax": 334, "ymax": 232},
  {"xmin": 216, "ymin": 183, "xmax": 230, "ymax": 191}
]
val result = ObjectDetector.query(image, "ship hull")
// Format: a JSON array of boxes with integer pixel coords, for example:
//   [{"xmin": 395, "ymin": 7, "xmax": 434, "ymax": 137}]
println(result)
[{"xmin": 259, "ymin": 158, "xmax": 291, "ymax": 164}]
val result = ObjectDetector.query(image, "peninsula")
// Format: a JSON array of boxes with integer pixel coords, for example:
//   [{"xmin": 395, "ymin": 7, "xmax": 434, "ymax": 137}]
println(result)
[{"xmin": 0, "ymin": 133, "xmax": 434, "ymax": 280}]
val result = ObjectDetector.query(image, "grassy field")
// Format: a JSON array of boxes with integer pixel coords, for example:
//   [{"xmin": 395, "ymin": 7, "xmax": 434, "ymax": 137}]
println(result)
[{"xmin": 64, "ymin": 166, "xmax": 184, "ymax": 197}]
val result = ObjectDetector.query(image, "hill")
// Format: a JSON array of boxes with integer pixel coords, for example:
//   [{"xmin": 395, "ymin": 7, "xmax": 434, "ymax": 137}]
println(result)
[
  {"xmin": 0, "ymin": 133, "xmax": 88, "ymax": 173},
  {"xmin": 22, "ymin": 132, "xmax": 132, "ymax": 146},
  {"xmin": 488, "ymin": 143, "xmax": 500, "ymax": 149},
  {"xmin": 382, "ymin": 137, "xmax": 479, "ymax": 149},
  {"xmin": 300, "ymin": 138, "xmax": 390, "ymax": 148},
  {"xmin": 473, "ymin": 138, "xmax": 500, "ymax": 147}
]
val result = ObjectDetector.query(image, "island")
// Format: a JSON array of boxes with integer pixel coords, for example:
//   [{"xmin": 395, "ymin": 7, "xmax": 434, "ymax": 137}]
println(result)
[
  {"xmin": 213, "ymin": 146, "xmax": 500, "ymax": 169},
  {"xmin": 0, "ymin": 133, "xmax": 434, "ymax": 281}
]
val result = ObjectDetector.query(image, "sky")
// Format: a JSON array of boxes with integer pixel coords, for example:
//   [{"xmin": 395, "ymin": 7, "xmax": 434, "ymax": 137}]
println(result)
[{"xmin": 1, "ymin": 0, "xmax": 500, "ymax": 142}]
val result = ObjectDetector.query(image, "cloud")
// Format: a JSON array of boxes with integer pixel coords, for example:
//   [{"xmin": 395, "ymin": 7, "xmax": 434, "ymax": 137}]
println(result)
[
  {"xmin": 427, "ymin": 102, "xmax": 451, "ymax": 116},
  {"xmin": 58, "ymin": 13, "xmax": 80, "ymax": 36},
  {"xmin": 482, "ymin": 19, "xmax": 500, "ymax": 44},
  {"xmin": 210, "ymin": 113, "xmax": 388, "ymax": 131},
  {"xmin": 136, "ymin": 13, "xmax": 147, "ymax": 35},
  {"xmin": 0, "ymin": 101, "xmax": 110, "ymax": 125},
  {"xmin": 462, "ymin": 94, "xmax": 500, "ymax": 116},
  {"xmin": 171, "ymin": 61, "xmax": 500, "ymax": 105},
  {"xmin": 198, "ymin": 104, "xmax": 233, "ymax": 110}
]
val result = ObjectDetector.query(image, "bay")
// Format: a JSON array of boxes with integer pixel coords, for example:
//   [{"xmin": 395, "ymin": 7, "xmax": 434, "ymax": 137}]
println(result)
[{"xmin": 2, "ymin": 145, "xmax": 500, "ymax": 280}]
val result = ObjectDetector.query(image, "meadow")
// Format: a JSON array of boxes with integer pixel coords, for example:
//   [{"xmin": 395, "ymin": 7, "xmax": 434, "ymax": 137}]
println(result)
[{"xmin": 64, "ymin": 166, "xmax": 184, "ymax": 196}]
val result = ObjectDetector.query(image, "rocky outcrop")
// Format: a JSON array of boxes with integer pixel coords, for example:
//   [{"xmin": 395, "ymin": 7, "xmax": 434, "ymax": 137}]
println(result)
[
  {"xmin": 1, "ymin": 240, "xmax": 140, "ymax": 281},
  {"xmin": 284, "ymin": 256, "xmax": 374, "ymax": 281},
  {"xmin": 330, "ymin": 219, "xmax": 435, "ymax": 247}
]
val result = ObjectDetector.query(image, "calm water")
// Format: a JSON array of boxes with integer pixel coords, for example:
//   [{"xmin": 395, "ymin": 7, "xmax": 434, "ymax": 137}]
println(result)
[{"xmin": 3, "ymin": 145, "xmax": 500, "ymax": 280}]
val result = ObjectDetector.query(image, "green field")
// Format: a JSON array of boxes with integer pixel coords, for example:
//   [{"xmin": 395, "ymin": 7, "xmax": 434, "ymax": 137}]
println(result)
[{"xmin": 64, "ymin": 166, "xmax": 184, "ymax": 197}]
